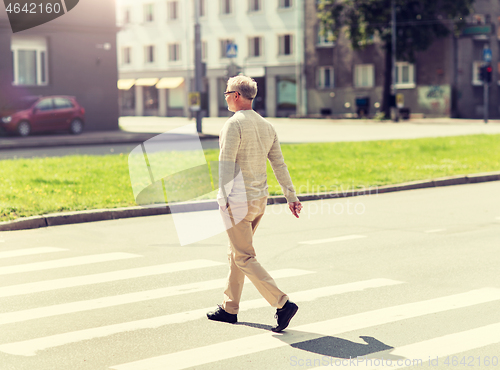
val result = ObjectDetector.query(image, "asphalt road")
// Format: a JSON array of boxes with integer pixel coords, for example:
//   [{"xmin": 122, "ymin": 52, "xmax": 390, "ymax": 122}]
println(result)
[{"xmin": 1, "ymin": 181, "xmax": 499, "ymax": 370}]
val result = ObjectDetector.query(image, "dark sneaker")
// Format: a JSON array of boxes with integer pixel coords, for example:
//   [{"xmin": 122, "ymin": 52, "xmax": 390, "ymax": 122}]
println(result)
[
  {"xmin": 272, "ymin": 300, "xmax": 298, "ymax": 332},
  {"xmin": 207, "ymin": 305, "xmax": 237, "ymax": 324}
]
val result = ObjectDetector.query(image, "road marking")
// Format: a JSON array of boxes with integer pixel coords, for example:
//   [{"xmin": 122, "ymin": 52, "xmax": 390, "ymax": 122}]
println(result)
[
  {"xmin": 108, "ymin": 288, "xmax": 500, "ymax": 370},
  {"xmin": 299, "ymin": 235, "xmax": 367, "ymax": 245},
  {"xmin": 0, "ymin": 253, "xmax": 141, "ymax": 276},
  {"xmin": 0, "ymin": 269, "xmax": 313, "ymax": 325},
  {"xmin": 0, "ymin": 247, "xmax": 67, "ymax": 260},
  {"xmin": 0, "ymin": 259, "xmax": 224, "ymax": 298},
  {"xmin": 0, "ymin": 278, "xmax": 401, "ymax": 356},
  {"xmin": 310, "ymin": 322, "xmax": 500, "ymax": 369},
  {"xmin": 424, "ymin": 229, "xmax": 446, "ymax": 233}
]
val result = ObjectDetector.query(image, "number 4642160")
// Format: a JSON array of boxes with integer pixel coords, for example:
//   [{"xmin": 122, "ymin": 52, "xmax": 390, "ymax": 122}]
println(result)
[{"xmin": 5, "ymin": 2, "xmax": 62, "ymax": 14}]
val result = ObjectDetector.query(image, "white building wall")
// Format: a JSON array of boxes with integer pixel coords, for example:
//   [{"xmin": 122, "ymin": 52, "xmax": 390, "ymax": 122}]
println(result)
[{"xmin": 116, "ymin": 0, "xmax": 305, "ymax": 117}]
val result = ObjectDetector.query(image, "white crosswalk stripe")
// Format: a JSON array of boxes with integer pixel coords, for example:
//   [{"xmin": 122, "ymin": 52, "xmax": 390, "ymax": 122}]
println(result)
[
  {"xmin": 109, "ymin": 288, "xmax": 500, "ymax": 370},
  {"xmin": 0, "ymin": 259, "xmax": 224, "ymax": 298},
  {"xmin": 0, "ymin": 247, "xmax": 67, "ymax": 259},
  {"xmin": 0, "ymin": 278, "xmax": 400, "ymax": 356},
  {"xmin": 0, "ymin": 268, "xmax": 312, "ymax": 325},
  {"xmin": 2, "ymin": 248, "xmax": 499, "ymax": 370},
  {"xmin": 0, "ymin": 252, "xmax": 141, "ymax": 275}
]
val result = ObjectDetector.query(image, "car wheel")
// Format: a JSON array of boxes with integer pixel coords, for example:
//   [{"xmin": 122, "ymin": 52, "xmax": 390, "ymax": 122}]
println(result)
[
  {"xmin": 69, "ymin": 119, "xmax": 84, "ymax": 135},
  {"xmin": 17, "ymin": 121, "xmax": 31, "ymax": 137}
]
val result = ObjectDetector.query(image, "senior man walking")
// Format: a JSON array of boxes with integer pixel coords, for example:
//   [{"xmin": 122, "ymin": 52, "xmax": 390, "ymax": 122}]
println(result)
[{"xmin": 207, "ymin": 75, "xmax": 302, "ymax": 333}]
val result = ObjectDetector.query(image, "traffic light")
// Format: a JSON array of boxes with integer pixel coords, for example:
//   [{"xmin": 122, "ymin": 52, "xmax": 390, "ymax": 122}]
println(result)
[
  {"xmin": 478, "ymin": 65, "xmax": 493, "ymax": 83},
  {"xmin": 485, "ymin": 64, "xmax": 493, "ymax": 83}
]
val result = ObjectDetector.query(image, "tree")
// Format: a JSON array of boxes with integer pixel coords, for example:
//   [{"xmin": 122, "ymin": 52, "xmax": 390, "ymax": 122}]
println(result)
[{"xmin": 318, "ymin": 0, "xmax": 475, "ymax": 118}]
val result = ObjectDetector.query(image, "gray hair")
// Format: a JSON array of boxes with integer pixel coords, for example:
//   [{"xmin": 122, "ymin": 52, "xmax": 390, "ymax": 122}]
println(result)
[{"xmin": 227, "ymin": 75, "xmax": 258, "ymax": 100}]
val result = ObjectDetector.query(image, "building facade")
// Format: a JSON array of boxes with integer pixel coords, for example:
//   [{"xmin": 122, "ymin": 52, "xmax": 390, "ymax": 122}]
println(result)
[
  {"xmin": 304, "ymin": 0, "xmax": 499, "ymax": 119},
  {"xmin": 0, "ymin": 0, "xmax": 120, "ymax": 131},
  {"xmin": 116, "ymin": 0, "xmax": 306, "ymax": 118}
]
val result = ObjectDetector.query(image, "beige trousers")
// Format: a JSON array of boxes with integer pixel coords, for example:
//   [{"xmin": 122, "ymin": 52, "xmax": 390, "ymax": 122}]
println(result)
[{"xmin": 221, "ymin": 196, "xmax": 289, "ymax": 314}]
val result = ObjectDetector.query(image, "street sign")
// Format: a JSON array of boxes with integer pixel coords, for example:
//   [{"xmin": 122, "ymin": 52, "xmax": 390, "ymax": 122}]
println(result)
[
  {"xmin": 226, "ymin": 43, "xmax": 237, "ymax": 58},
  {"xmin": 188, "ymin": 92, "xmax": 201, "ymax": 111},
  {"xmin": 483, "ymin": 48, "xmax": 492, "ymax": 63}
]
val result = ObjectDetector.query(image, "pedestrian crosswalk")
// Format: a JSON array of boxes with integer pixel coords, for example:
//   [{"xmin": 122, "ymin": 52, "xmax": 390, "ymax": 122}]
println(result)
[{"xmin": 0, "ymin": 244, "xmax": 499, "ymax": 370}]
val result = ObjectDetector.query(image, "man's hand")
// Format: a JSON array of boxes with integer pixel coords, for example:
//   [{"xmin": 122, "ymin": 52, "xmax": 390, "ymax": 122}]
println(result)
[{"xmin": 289, "ymin": 201, "xmax": 302, "ymax": 218}]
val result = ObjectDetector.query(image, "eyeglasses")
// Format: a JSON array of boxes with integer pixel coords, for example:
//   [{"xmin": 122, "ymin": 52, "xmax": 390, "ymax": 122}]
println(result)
[{"xmin": 224, "ymin": 91, "xmax": 239, "ymax": 96}]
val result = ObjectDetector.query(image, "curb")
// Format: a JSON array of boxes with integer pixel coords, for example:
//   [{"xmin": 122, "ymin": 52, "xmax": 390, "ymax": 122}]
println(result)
[
  {"xmin": 1, "ymin": 171, "xmax": 499, "ymax": 232},
  {"xmin": 0, "ymin": 131, "xmax": 218, "ymax": 150}
]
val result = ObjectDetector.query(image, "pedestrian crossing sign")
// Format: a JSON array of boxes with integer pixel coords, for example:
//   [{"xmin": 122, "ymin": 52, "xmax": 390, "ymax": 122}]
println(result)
[{"xmin": 226, "ymin": 43, "xmax": 237, "ymax": 58}]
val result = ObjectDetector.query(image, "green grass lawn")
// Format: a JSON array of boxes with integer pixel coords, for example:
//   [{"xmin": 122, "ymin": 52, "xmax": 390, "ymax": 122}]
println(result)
[{"xmin": 1, "ymin": 134, "xmax": 499, "ymax": 223}]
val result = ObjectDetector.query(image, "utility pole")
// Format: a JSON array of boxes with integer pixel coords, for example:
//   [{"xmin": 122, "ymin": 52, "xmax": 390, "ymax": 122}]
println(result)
[
  {"xmin": 482, "ymin": 44, "xmax": 492, "ymax": 124},
  {"xmin": 194, "ymin": 0, "xmax": 203, "ymax": 132},
  {"xmin": 391, "ymin": 0, "xmax": 398, "ymax": 122}
]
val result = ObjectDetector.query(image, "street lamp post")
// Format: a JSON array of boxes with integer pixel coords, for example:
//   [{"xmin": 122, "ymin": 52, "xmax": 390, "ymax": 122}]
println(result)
[
  {"xmin": 194, "ymin": 0, "xmax": 203, "ymax": 133},
  {"xmin": 391, "ymin": 0, "xmax": 398, "ymax": 122}
]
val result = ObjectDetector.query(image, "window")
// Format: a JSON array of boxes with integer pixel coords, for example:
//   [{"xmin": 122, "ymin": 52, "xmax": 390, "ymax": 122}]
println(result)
[
  {"xmin": 168, "ymin": 1, "xmax": 179, "ymax": 20},
  {"xmin": 278, "ymin": 0, "xmax": 292, "ymax": 8},
  {"xmin": 472, "ymin": 60, "xmax": 484, "ymax": 85},
  {"xmin": 54, "ymin": 98, "xmax": 74, "ymax": 109},
  {"xmin": 123, "ymin": 47, "xmax": 131, "ymax": 65},
  {"xmin": 317, "ymin": 66, "xmax": 334, "ymax": 89},
  {"xmin": 395, "ymin": 62, "xmax": 415, "ymax": 88},
  {"xmin": 354, "ymin": 64, "xmax": 374, "ymax": 88},
  {"xmin": 123, "ymin": 7, "xmax": 131, "ymax": 24},
  {"xmin": 193, "ymin": 0, "xmax": 205, "ymax": 17},
  {"xmin": 11, "ymin": 36, "xmax": 48, "ymax": 86},
  {"xmin": 278, "ymin": 34, "xmax": 293, "ymax": 56},
  {"xmin": 249, "ymin": 0, "xmax": 261, "ymax": 12},
  {"xmin": 145, "ymin": 45, "xmax": 155, "ymax": 63},
  {"xmin": 36, "ymin": 98, "xmax": 53, "ymax": 111},
  {"xmin": 317, "ymin": 26, "xmax": 334, "ymax": 47},
  {"xmin": 221, "ymin": 0, "xmax": 232, "ymax": 14},
  {"xmin": 248, "ymin": 37, "xmax": 263, "ymax": 57},
  {"xmin": 168, "ymin": 43, "xmax": 181, "ymax": 61},
  {"xmin": 144, "ymin": 3, "xmax": 154, "ymax": 22},
  {"xmin": 220, "ymin": 39, "xmax": 235, "ymax": 58}
]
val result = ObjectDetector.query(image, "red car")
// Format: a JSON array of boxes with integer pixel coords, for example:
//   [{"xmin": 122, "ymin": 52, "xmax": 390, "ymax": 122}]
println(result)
[{"xmin": 0, "ymin": 96, "xmax": 85, "ymax": 137}]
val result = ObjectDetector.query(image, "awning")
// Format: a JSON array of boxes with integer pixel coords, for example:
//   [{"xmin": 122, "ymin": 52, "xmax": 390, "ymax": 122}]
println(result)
[
  {"xmin": 135, "ymin": 78, "xmax": 159, "ymax": 86},
  {"xmin": 117, "ymin": 79, "xmax": 135, "ymax": 90},
  {"xmin": 156, "ymin": 77, "xmax": 184, "ymax": 89}
]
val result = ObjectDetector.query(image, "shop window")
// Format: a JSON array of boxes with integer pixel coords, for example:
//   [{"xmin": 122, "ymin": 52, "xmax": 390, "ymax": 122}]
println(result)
[
  {"xmin": 277, "ymin": 76, "xmax": 297, "ymax": 109},
  {"xmin": 144, "ymin": 86, "xmax": 158, "ymax": 110}
]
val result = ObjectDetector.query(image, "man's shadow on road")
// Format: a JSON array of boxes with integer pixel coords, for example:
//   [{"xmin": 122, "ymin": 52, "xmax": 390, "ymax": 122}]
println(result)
[{"xmin": 236, "ymin": 322, "xmax": 406, "ymax": 361}]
